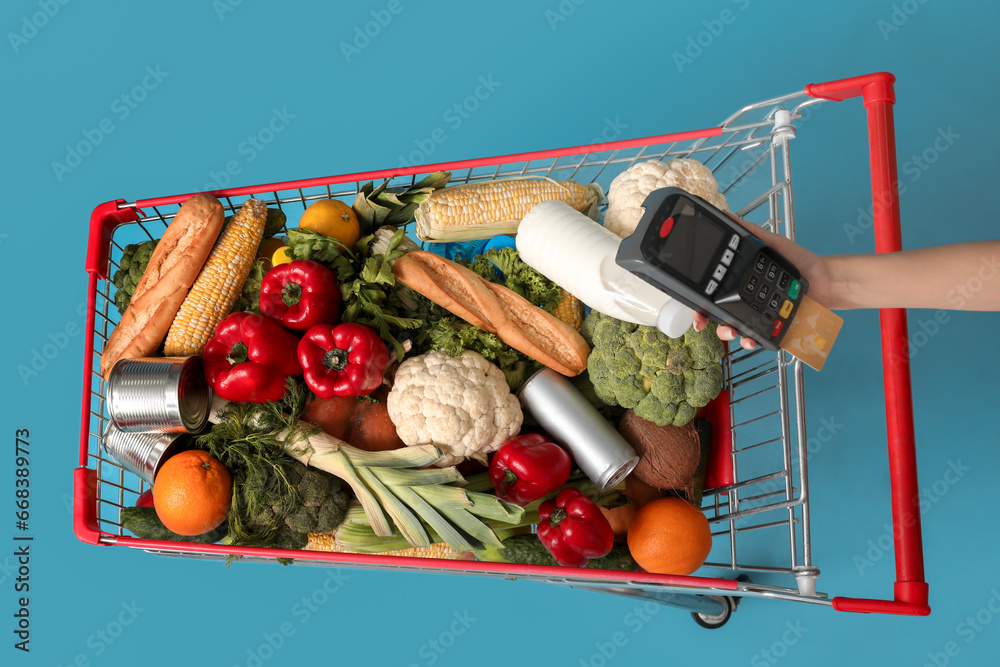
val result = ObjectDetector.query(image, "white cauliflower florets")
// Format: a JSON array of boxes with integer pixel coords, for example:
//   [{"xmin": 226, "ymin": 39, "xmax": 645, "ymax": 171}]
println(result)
[
  {"xmin": 386, "ymin": 350, "xmax": 523, "ymax": 466},
  {"xmin": 604, "ymin": 158, "xmax": 729, "ymax": 238}
]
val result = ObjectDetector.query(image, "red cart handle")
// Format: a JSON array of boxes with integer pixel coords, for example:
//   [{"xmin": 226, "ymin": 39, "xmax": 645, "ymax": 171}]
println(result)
[{"xmin": 807, "ymin": 72, "xmax": 930, "ymax": 616}]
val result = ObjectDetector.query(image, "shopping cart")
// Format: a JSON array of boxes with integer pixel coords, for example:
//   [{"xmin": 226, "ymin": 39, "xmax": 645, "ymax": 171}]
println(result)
[{"xmin": 76, "ymin": 72, "xmax": 930, "ymax": 627}]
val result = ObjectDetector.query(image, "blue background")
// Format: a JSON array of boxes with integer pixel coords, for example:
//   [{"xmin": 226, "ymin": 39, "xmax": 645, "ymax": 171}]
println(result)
[{"xmin": 3, "ymin": 0, "xmax": 999, "ymax": 665}]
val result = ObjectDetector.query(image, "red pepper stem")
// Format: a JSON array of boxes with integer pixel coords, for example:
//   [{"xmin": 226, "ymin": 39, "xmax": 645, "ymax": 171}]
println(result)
[
  {"xmin": 323, "ymin": 347, "xmax": 350, "ymax": 372},
  {"xmin": 282, "ymin": 281, "xmax": 302, "ymax": 307},
  {"xmin": 500, "ymin": 469, "xmax": 519, "ymax": 497},
  {"xmin": 547, "ymin": 507, "xmax": 567, "ymax": 529},
  {"xmin": 226, "ymin": 341, "xmax": 249, "ymax": 366}
]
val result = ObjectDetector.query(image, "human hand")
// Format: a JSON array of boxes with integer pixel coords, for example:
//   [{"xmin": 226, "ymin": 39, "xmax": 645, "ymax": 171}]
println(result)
[
  {"xmin": 691, "ymin": 311, "xmax": 758, "ymax": 349},
  {"xmin": 692, "ymin": 213, "xmax": 833, "ymax": 351}
]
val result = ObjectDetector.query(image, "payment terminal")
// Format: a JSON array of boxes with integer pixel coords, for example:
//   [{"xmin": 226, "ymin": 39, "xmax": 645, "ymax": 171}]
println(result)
[{"xmin": 616, "ymin": 187, "xmax": 808, "ymax": 351}]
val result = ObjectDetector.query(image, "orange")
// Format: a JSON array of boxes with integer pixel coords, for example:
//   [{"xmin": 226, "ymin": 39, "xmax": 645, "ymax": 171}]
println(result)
[
  {"xmin": 153, "ymin": 450, "xmax": 232, "ymax": 536},
  {"xmin": 257, "ymin": 237, "xmax": 286, "ymax": 269},
  {"xmin": 298, "ymin": 199, "xmax": 360, "ymax": 249},
  {"xmin": 627, "ymin": 497, "xmax": 712, "ymax": 575}
]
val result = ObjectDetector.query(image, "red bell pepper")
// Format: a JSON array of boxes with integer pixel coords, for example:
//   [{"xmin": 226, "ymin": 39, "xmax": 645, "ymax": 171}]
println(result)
[
  {"xmin": 203, "ymin": 312, "xmax": 303, "ymax": 403},
  {"xmin": 297, "ymin": 322, "xmax": 389, "ymax": 398},
  {"xmin": 259, "ymin": 260, "xmax": 341, "ymax": 330},
  {"xmin": 537, "ymin": 488, "xmax": 614, "ymax": 567},
  {"xmin": 489, "ymin": 433, "xmax": 571, "ymax": 506}
]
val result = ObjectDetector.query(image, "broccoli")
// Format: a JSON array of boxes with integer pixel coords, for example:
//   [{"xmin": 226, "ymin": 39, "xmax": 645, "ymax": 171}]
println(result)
[
  {"xmin": 111, "ymin": 239, "xmax": 158, "ymax": 314},
  {"xmin": 236, "ymin": 457, "xmax": 350, "ymax": 551},
  {"xmin": 199, "ymin": 385, "xmax": 351, "ymax": 552},
  {"xmin": 580, "ymin": 310, "xmax": 725, "ymax": 427}
]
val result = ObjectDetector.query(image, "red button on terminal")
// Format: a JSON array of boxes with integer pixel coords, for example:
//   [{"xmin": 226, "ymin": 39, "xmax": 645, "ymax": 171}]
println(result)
[
  {"xmin": 771, "ymin": 319, "xmax": 784, "ymax": 338},
  {"xmin": 659, "ymin": 216, "xmax": 674, "ymax": 238}
]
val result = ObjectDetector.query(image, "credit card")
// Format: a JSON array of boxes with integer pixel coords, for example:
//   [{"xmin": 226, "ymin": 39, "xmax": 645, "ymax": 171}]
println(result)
[{"xmin": 778, "ymin": 295, "xmax": 843, "ymax": 371}]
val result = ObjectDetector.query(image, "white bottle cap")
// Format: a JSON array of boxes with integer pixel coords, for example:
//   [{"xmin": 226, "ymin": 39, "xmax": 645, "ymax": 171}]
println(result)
[{"xmin": 657, "ymin": 300, "xmax": 695, "ymax": 338}]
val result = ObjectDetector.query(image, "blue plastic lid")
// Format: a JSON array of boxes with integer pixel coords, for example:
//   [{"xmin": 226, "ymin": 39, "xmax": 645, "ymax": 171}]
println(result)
[{"xmin": 482, "ymin": 235, "xmax": 516, "ymax": 253}]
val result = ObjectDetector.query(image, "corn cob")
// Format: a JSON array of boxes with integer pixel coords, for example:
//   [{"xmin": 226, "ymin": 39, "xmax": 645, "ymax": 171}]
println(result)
[
  {"xmin": 552, "ymin": 289, "xmax": 584, "ymax": 330},
  {"xmin": 415, "ymin": 177, "xmax": 603, "ymax": 242},
  {"xmin": 164, "ymin": 198, "xmax": 267, "ymax": 356},
  {"xmin": 305, "ymin": 531, "xmax": 465, "ymax": 560}
]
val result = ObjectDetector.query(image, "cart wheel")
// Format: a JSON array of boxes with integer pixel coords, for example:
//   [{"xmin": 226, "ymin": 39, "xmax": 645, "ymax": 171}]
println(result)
[{"xmin": 691, "ymin": 595, "xmax": 737, "ymax": 629}]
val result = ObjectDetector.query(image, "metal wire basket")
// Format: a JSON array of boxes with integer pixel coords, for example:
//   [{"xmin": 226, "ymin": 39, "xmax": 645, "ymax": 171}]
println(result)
[{"xmin": 76, "ymin": 72, "xmax": 928, "ymax": 627}]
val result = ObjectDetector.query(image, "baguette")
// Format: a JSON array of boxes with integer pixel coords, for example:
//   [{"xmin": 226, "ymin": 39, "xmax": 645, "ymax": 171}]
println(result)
[
  {"xmin": 391, "ymin": 252, "xmax": 500, "ymax": 331},
  {"xmin": 100, "ymin": 194, "xmax": 225, "ymax": 378},
  {"xmin": 483, "ymin": 282, "xmax": 590, "ymax": 376},
  {"xmin": 392, "ymin": 251, "xmax": 590, "ymax": 376}
]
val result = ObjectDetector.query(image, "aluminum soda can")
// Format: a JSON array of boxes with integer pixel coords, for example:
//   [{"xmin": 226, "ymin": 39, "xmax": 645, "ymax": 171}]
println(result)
[
  {"xmin": 106, "ymin": 357, "xmax": 212, "ymax": 433},
  {"xmin": 518, "ymin": 368, "xmax": 639, "ymax": 491},
  {"xmin": 102, "ymin": 422, "xmax": 184, "ymax": 484}
]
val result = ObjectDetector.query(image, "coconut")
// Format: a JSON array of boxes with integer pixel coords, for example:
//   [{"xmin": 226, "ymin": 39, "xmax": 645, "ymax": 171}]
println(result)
[{"xmin": 617, "ymin": 409, "xmax": 701, "ymax": 499}]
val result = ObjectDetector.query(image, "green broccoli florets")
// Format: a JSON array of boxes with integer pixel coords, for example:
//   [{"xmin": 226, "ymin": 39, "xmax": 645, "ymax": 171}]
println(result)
[
  {"xmin": 237, "ymin": 456, "xmax": 350, "ymax": 551},
  {"xmin": 111, "ymin": 239, "xmax": 158, "ymax": 314},
  {"xmin": 581, "ymin": 310, "xmax": 725, "ymax": 427}
]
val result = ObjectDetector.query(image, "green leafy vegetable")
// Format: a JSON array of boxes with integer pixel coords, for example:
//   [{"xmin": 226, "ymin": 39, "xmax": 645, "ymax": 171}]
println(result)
[
  {"xmin": 462, "ymin": 247, "xmax": 562, "ymax": 311},
  {"xmin": 233, "ymin": 258, "xmax": 267, "ymax": 314},
  {"xmin": 286, "ymin": 228, "xmax": 422, "ymax": 360},
  {"xmin": 196, "ymin": 381, "xmax": 336, "ymax": 549}
]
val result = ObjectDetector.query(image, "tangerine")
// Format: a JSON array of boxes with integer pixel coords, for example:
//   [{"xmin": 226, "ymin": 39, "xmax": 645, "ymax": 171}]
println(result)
[
  {"xmin": 153, "ymin": 450, "xmax": 232, "ymax": 536},
  {"xmin": 626, "ymin": 496, "xmax": 712, "ymax": 575},
  {"xmin": 257, "ymin": 237, "xmax": 287, "ymax": 270},
  {"xmin": 299, "ymin": 199, "xmax": 360, "ymax": 249}
]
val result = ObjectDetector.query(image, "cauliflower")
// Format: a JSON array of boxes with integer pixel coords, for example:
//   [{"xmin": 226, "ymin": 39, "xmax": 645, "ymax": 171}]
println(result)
[
  {"xmin": 580, "ymin": 310, "xmax": 725, "ymax": 427},
  {"xmin": 387, "ymin": 350, "xmax": 523, "ymax": 466},
  {"xmin": 604, "ymin": 158, "xmax": 729, "ymax": 238}
]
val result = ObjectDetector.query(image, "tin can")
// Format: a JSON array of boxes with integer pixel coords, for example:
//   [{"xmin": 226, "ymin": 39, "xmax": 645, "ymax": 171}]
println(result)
[
  {"xmin": 518, "ymin": 368, "xmax": 639, "ymax": 491},
  {"xmin": 102, "ymin": 422, "xmax": 184, "ymax": 484},
  {"xmin": 106, "ymin": 357, "xmax": 212, "ymax": 433}
]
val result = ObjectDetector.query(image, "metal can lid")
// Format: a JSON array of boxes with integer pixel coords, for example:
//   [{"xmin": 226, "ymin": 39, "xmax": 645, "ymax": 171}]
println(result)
[
  {"xmin": 598, "ymin": 454, "xmax": 640, "ymax": 491},
  {"xmin": 176, "ymin": 357, "xmax": 212, "ymax": 433}
]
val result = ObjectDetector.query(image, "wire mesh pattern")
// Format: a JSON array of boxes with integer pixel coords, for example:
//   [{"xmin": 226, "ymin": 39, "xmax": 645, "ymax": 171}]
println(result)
[{"xmin": 83, "ymin": 86, "xmax": 831, "ymax": 606}]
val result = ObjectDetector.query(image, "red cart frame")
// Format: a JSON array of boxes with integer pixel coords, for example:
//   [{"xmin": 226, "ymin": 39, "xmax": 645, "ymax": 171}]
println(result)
[{"xmin": 75, "ymin": 71, "xmax": 929, "ymax": 624}]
